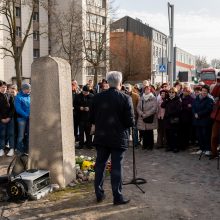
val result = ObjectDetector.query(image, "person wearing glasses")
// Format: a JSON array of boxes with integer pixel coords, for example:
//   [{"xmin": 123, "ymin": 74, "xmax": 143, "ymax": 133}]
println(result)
[{"xmin": 161, "ymin": 87, "xmax": 182, "ymax": 153}]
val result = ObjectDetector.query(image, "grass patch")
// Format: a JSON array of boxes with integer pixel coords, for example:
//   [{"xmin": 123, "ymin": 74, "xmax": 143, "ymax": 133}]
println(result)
[{"xmin": 47, "ymin": 183, "xmax": 93, "ymax": 202}]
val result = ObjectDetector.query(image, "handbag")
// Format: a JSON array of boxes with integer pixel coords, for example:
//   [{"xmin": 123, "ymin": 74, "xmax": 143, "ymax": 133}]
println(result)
[
  {"xmin": 142, "ymin": 100, "xmax": 154, "ymax": 124},
  {"xmin": 143, "ymin": 114, "xmax": 154, "ymax": 123},
  {"xmin": 170, "ymin": 117, "xmax": 179, "ymax": 124}
]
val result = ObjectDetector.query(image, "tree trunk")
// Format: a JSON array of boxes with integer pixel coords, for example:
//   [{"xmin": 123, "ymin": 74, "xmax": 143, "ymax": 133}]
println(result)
[
  {"xmin": 94, "ymin": 66, "xmax": 98, "ymax": 86},
  {"xmin": 15, "ymin": 59, "xmax": 22, "ymax": 90}
]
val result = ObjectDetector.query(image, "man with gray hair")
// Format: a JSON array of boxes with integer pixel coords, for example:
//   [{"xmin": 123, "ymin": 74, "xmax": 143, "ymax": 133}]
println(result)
[{"xmin": 90, "ymin": 71, "xmax": 135, "ymax": 205}]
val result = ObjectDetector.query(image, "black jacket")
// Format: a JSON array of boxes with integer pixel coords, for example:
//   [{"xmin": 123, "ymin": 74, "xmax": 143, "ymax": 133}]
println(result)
[
  {"xmin": 74, "ymin": 92, "xmax": 94, "ymax": 122},
  {"xmin": 161, "ymin": 96, "xmax": 182, "ymax": 129},
  {"xmin": 90, "ymin": 87, "xmax": 135, "ymax": 149},
  {"xmin": 0, "ymin": 93, "xmax": 14, "ymax": 120},
  {"xmin": 192, "ymin": 95, "xmax": 213, "ymax": 126}
]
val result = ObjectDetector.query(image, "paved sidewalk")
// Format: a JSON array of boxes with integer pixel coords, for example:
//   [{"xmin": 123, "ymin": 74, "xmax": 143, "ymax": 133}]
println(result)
[{"xmin": 0, "ymin": 147, "xmax": 220, "ymax": 220}]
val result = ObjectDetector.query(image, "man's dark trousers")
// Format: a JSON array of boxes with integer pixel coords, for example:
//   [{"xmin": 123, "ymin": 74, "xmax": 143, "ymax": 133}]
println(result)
[{"xmin": 95, "ymin": 146, "xmax": 126, "ymax": 202}]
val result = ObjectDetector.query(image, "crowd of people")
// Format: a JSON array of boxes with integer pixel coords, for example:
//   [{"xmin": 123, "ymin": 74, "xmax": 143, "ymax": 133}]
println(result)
[
  {"xmin": 72, "ymin": 77, "xmax": 220, "ymax": 160},
  {"xmin": 0, "ymin": 81, "xmax": 31, "ymax": 157},
  {"xmin": 1, "ymin": 71, "xmax": 220, "ymax": 205},
  {"xmin": 1, "ymin": 74, "xmax": 220, "ymax": 161}
]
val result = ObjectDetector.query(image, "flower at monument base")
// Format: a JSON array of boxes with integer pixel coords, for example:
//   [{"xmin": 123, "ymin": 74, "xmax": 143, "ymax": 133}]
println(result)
[{"xmin": 81, "ymin": 160, "xmax": 94, "ymax": 171}]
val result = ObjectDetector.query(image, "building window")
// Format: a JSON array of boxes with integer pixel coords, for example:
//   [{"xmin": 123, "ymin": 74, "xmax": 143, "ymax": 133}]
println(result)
[
  {"xmin": 33, "ymin": 12, "xmax": 39, "ymax": 21},
  {"xmin": 156, "ymin": 47, "xmax": 158, "ymax": 57},
  {"xmin": 102, "ymin": 17, "xmax": 106, "ymax": 25},
  {"xmin": 87, "ymin": 0, "xmax": 105, "ymax": 8},
  {"xmin": 33, "ymin": 31, "xmax": 39, "ymax": 41},
  {"xmin": 16, "ymin": 26, "xmax": 21, "ymax": 37},
  {"xmin": 87, "ymin": 66, "xmax": 95, "ymax": 76},
  {"xmin": 16, "ymin": 7, "xmax": 21, "ymax": 17},
  {"xmin": 159, "ymin": 48, "xmax": 161, "ymax": 57},
  {"xmin": 33, "ymin": 49, "xmax": 40, "ymax": 58},
  {"xmin": 86, "ymin": 31, "xmax": 103, "ymax": 42},
  {"xmin": 153, "ymin": 46, "xmax": 155, "ymax": 56},
  {"xmin": 87, "ymin": 13, "xmax": 105, "ymax": 26},
  {"xmin": 102, "ymin": 0, "xmax": 106, "ymax": 8}
]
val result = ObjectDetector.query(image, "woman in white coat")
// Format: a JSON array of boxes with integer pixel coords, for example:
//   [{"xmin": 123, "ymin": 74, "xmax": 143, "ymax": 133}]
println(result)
[{"xmin": 137, "ymin": 86, "xmax": 158, "ymax": 149}]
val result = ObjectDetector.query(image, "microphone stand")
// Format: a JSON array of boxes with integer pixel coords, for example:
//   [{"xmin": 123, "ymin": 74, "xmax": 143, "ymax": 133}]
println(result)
[{"xmin": 123, "ymin": 127, "xmax": 147, "ymax": 193}]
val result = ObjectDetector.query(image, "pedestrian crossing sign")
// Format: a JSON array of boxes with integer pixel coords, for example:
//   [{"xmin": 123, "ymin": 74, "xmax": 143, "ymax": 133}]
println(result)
[{"xmin": 159, "ymin": 65, "xmax": 166, "ymax": 72}]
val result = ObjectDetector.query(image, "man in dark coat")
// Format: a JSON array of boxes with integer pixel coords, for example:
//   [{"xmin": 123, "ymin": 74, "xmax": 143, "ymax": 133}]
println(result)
[
  {"xmin": 74, "ymin": 85, "xmax": 94, "ymax": 149},
  {"xmin": 192, "ymin": 85, "xmax": 214, "ymax": 155},
  {"xmin": 90, "ymin": 71, "xmax": 134, "ymax": 205}
]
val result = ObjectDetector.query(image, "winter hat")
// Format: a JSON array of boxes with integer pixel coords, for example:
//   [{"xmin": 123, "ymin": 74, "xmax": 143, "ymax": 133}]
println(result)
[
  {"xmin": 21, "ymin": 83, "xmax": 31, "ymax": 91},
  {"xmin": 82, "ymin": 85, "xmax": 89, "ymax": 92}
]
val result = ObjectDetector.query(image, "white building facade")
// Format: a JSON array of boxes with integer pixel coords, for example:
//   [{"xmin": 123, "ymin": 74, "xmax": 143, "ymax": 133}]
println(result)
[
  {"xmin": 0, "ymin": 0, "xmax": 109, "ymax": 86},
  {"xmin": 151, "ymin": 29, "xmax": 168, "ymax": 84},
  {"xmin": 174, "ymin": 47, "xmax": 196, "ymax": 81},
  {"xmin": 50, "ymin": 0, "xmax": 109, "ymax": 85},
  {"xmin": 0, "ymin": 1, "xmax": 48, "ymax": 83}
]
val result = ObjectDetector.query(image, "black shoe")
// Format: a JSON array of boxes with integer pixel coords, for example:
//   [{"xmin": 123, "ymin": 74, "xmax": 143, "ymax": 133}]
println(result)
[
  {"xmin": 173, "ymin": 149, "xmax": 179, "ymax": 153},
  {"xmin": 97, "ymin": 194, "xmax": 106, "ymax": 203},
  {"xmin": 113, "ymin": 199, "xmax": 130, "ymax": 205},
  {"xmin": 76, "ymin": 145, "xmax": 83, "ymax": 149},
  {"xmin": 165, "ymin": 148, "xmax": 172, "ymax": 152},
  {"xmin": 209, "ymin": 155, "xmax": 218, "ymax": 160},
  {"xmin": 86, "ymin": 145, "xmax": 93, "ymax": 149}
]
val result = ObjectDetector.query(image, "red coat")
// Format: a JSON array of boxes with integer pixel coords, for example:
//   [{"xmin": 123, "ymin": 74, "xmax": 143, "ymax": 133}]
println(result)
[{"xmin": 211, "ymin": 84, "xmax": 220, "ymax": 121}]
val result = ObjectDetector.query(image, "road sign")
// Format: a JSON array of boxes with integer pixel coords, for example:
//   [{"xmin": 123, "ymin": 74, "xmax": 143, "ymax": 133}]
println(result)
[{"xmin": 159, "ymin": 64, "xmax": 166, "ymax": 72}]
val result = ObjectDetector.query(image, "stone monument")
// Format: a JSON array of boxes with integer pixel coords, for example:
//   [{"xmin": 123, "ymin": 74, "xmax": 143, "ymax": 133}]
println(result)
[{"xmin": 28, "ymin": 56, "xmax": 75, "ymax": 188}]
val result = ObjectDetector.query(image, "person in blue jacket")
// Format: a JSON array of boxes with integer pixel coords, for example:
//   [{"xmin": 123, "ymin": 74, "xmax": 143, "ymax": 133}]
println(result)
[
  {"xmin": 192, "ymin": 85, "xmax": 214, "ymax": 155},
  {"xmin": 14, "ymin": 83, "xmax": 31, "ymax": 154}
]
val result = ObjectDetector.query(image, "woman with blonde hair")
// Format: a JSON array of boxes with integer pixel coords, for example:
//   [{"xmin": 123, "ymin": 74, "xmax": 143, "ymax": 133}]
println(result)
[{"xmin": 137, "ymin": 85, "xmax": 157, "ymax": 150}]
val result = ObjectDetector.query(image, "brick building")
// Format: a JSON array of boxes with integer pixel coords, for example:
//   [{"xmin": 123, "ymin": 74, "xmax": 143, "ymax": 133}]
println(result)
[
  {"xmin": 110, "ymin": 16, "xmax": 168, "ymax": 83},
  {"xmin": 110, "ymin": 16, "xmax": 152, "ymax": 82}
]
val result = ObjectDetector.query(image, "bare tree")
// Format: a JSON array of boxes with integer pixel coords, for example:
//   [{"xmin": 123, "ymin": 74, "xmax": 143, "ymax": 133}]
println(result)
[
  {"xmin": 83, "ymin": 0, "xmax": 116, "ymax": 85},
  {"xmin": 50, "ymin": 1, "xmax": 83, "ymax": 79},
  {"xmin": 0, "ymin": 0, "xmax": 47, "ymax": 89},
  {"xmin": 211, "ymin": 58, "xmax": 220, "ymax": 69},
  {"xmin": 195, "ymin": 56, "xmax": 210, "ymax": 71}
]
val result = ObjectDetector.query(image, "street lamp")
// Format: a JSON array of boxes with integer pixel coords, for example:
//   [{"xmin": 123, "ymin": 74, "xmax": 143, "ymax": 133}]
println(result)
[
  {"xmin": 161, "ymin": 37, "xmax": 167, "ymax": 83},
  {"xmin": 168, "ymin": 2, "xmax": 174, "ymax": 86}
]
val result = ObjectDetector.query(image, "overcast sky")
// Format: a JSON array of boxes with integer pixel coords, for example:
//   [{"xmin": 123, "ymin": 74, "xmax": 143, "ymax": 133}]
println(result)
[{"xmin": 113, "ymin": 0, "xmax": 220, "ymax": 62}]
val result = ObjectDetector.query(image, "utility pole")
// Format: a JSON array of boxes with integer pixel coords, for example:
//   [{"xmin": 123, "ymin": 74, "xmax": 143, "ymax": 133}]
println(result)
[{"xmin": 168, "ymin": 2, "xmax": 174, "ymax": 86}]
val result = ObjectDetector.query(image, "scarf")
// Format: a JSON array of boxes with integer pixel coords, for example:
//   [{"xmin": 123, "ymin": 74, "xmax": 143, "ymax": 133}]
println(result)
[
  {"xmin": 143, "ymin": 93, "xmax": 153, "ymax": 101},
  {"xmin": 169, "ymin": 93, "xmax": 176, "ymax": 99}
]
